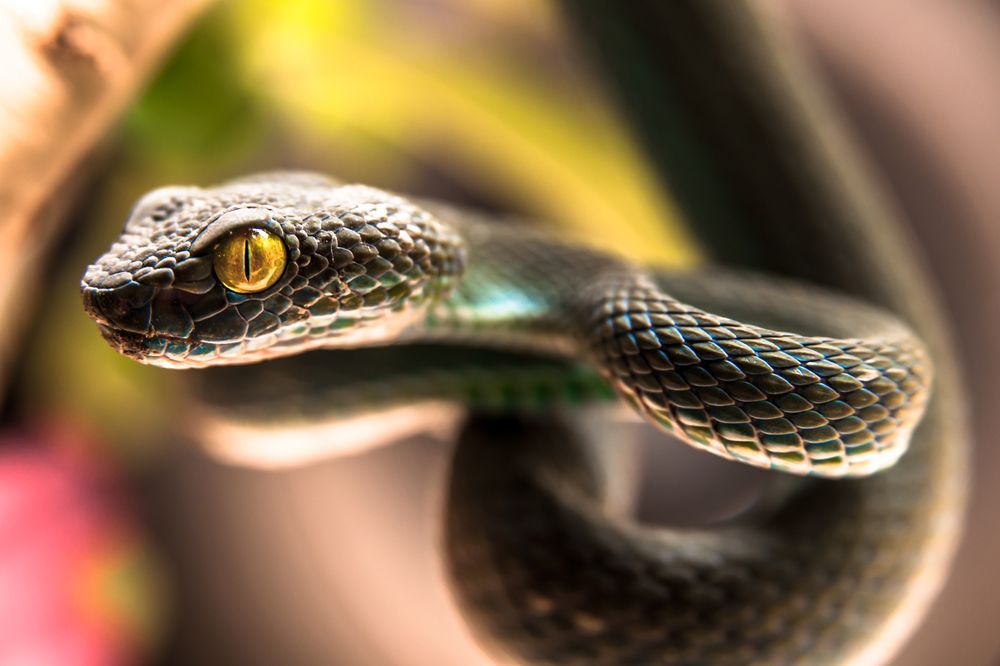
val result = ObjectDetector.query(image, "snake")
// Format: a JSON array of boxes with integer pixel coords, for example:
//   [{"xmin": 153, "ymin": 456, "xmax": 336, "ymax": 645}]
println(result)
[{"xmin": 79, "ymin": 1, "xmax": 968, "ymax": 665}]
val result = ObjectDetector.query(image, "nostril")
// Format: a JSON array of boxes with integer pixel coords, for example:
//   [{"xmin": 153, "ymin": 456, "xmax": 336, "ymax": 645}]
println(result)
[{"xmin": 88, "ymin": 287, "xmax": 153, "ymax": 335}]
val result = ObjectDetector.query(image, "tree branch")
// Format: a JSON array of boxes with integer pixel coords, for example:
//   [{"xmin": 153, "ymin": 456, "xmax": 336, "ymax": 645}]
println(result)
[{"xmin": 0, "ymin": 0, "xmax": 214, "ymax": 399}]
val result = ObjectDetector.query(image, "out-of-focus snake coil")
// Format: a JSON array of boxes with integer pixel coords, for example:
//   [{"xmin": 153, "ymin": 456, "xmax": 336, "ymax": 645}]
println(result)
[{"xmin": 81, "ymin": 173, "xmax": 941, "ymax": 665}]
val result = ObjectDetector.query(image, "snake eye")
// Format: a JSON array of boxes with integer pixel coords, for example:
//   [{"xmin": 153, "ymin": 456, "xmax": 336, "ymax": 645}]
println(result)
[{"xmin": 213, "ymin": 227, "xmax": 287, "ymax": 293}]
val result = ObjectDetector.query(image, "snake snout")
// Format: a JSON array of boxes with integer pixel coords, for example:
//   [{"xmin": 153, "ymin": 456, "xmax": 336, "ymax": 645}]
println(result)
[
  {"xmin": 81, "ymin": 281, "xmax": 156, "ymax": 338},
  {"xmin": 83, "ymin": 283, "xmax": 158, "ymax": 362}
]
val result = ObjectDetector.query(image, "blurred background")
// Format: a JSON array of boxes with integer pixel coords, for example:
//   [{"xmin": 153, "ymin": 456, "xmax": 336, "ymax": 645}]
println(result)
[{"xmin": 1, "ymin": 0, "xmax": 999, "ymax": 664}]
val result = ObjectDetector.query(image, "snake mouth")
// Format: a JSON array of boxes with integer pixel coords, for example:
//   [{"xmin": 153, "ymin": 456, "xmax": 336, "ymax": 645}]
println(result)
[
  {"xmin": 85, "ymin": 285, "xmax": 201, "ymax": 363},
  {"xmin": 95, "ymin": 324, "xmax": 213, "ymax": 367},
  {"xmin": 96, "ymin": 324, "xmax": 160, "ymax": 362},
  {"xmin": 83, "ymin": 286, "xmax": 159, "ymax": 362}
]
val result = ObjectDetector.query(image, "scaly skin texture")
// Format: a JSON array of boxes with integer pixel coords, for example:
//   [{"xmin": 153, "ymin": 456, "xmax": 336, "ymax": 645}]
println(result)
[
  {"xmin": 82, "ymin": 174, "xmax": 930, "ymax": 478},
  {"xmin": 80, "ymin": 170, "xmax": 942, "ymax": 666},
  {"xmin": 78, "ymin": 0, "xmax": 970, "ymax": 661},
  {"xmin": 82, "ymin": 173, "xmax": 464, "ymax": 367},
  {"xmin": 553, "ymin": 2, "xmax": 968, "ymax": 664},
  {"xmin": 447, "ymin": 414, "xmax": 933, "ymax": 666}
]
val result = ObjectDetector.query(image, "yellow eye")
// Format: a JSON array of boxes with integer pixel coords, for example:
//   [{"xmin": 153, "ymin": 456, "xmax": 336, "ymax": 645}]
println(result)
[{"xmin": 213, "ymin": 227, "xmax": 287, "ymax": 293}]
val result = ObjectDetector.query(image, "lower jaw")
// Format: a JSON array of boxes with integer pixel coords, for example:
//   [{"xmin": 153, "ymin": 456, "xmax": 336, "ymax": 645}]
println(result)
[{"xmin": 98, "ymin": 324, "xmax": 156, "ymax": 362}]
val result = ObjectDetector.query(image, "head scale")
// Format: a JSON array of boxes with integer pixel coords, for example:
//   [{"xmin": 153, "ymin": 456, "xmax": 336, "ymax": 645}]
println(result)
[{"xmin": 81, "ymin": 174, "xmax": 465, "ymax": 368}]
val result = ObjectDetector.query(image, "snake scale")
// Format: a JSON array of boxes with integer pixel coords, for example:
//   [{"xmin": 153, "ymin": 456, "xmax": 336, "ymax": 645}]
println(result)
[{"xmin": 80, "ymin": 1, "xmax": 967, "ymax": 665}]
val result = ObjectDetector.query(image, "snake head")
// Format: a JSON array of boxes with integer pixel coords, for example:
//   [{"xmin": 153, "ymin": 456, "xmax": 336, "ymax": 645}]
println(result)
[{"xmin": 81, "ymin": 173, "xmax": 465, "ymax": 368}]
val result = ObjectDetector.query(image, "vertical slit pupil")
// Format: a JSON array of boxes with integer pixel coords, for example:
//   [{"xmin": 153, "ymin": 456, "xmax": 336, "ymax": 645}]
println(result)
[{"xmin": 244, "ymin": 238, "xmax": 251, "ymax": 281}]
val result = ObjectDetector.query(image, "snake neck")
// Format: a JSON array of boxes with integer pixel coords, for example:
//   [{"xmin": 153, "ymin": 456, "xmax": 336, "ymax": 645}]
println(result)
[{"xmin": 403, "ymin": 207, "xmax": 634, "ymax": 359}]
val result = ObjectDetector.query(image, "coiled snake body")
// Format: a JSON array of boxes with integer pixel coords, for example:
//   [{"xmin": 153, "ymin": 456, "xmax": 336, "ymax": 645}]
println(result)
[{"xmin": 81, "ymin": 2, "xmax": 966, "ymax": 665}]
